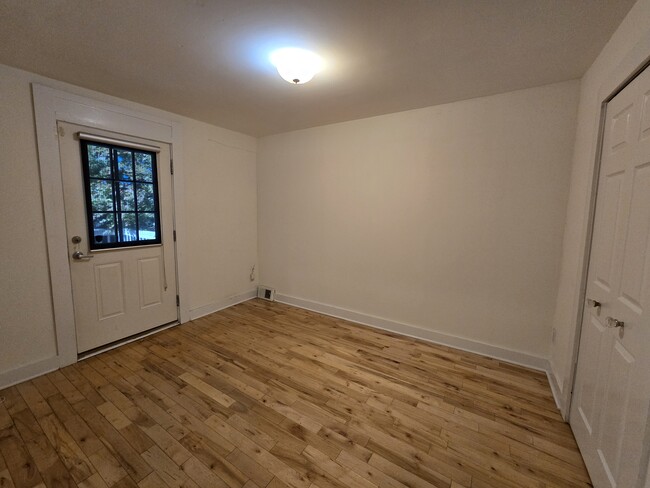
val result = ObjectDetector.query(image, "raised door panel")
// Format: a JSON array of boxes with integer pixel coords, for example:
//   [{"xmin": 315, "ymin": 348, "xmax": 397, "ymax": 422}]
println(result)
[
  {"xmin": 597, "ymin": 341, "xmax": 635, "ymax": 486},
  {"xmin": 608, "ymin": 103, "xmax": 633, "ymax": 154},
  {"xmin": 640, "ymin": 89, "xmax": 650, "ymax": 142},
  {"xmin": 618, "ymin": 162, "xmax": 650, "ymax": 314},
  {"xmin": 592, "ymin": 172, "xmax": 625, "ymax": 293},
  {"xmin": 94, "ymin": 262, "xmax": 126, "ymax": 320},
  {"xmin": 138, "ymin": 257, "xmax": 163, "ymax": 308},
  {"xmin": 575, "ymin": 315, "xmax": 608, "ymax": 435}
]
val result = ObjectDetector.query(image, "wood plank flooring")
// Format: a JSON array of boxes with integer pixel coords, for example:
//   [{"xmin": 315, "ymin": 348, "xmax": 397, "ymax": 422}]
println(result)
[{"xmin": 0, "ymin": 299, "xmax": 592, "ymax": 488}]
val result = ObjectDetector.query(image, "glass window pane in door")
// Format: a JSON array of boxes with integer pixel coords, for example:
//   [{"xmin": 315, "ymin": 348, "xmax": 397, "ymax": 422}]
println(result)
[
  {"xmin": 87, "ymin": 144, "xmax": 111, "ymax": 178},
  {"xmin": 136, "ymin": 183, "xmax": 155, "ymax": 211},
  {"xmin": 90, "ymin": 180, "xmax": 114, "ymax": 211},
  {"xmin": 92, "ymin": 213, "xmax": 116, "ymax": 245},
  {"xmin": 116, "ymin": 150, "xmax": 133, "ymax": 181},
  {"xmin": 138, "ymin": 212, "xmax": 157, "ymax": 241},
  {"xmin": 119, "ymin": 182, "xmax": 135, "ymax": 211},
  {"xmin": 135, "ymin": 153, "xmax": 153, "ymax": 182},
  {"xmin": 120, "ymin": 212, "xmax": 137, "ymax": 242}
]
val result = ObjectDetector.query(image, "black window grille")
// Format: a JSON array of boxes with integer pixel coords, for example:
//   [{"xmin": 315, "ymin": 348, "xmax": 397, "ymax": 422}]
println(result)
[{"xmin": 80, "ymin": 140, "xmax": 161, "ymax": 250}]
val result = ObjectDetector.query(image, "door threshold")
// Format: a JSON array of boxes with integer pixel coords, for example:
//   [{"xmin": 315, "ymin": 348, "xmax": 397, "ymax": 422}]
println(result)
[{"xmin": 77, "ymin": 320, "xmax": 181, "ymax": 361}]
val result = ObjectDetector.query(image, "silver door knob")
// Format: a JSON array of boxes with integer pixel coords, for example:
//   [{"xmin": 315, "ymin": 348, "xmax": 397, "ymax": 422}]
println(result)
[
  {"xmin": 72, "ymin": 251, "xmax": 94, "ymax": 261},
  {"xmin": 587, "ymin": 298, "xmax": 601, "ymax": 308},
  {"xmin": 606, "ymin": 317, "xmax": 624, "ymax": 328}
]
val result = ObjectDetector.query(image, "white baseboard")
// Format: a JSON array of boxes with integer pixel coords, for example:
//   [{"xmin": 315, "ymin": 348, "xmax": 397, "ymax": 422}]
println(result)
[
  {"xmin": 0, "ymin": 289, "xmax": 257, "ymax": 389},
  {"xmin": 276, "ymin": 293, "xmax": 550, "ymax": 372},
  {"xmin": 546, "ymin": 369, "xmax": 563, "ymax": 413},
  {"xmin": 0, "ymin": 356, "xmax": 60, "ymax": 390},
  {"xmin": 0, "ymin": 291, "xmax": 256, "ymax": 390},
  {"xmin": 546, "ymin": 367, "xmax": 572, "ymax": 419},
  {"xmin": 0, "ymin": 291, "xmax": 563, "ymax": 415},
  {"xmin": 189, "ymin": 289, "xmax": 257, "ymax": 320}
]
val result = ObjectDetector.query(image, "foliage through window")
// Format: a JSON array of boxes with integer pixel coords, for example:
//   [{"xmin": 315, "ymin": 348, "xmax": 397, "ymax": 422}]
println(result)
[{"xmin": 80, "ymin": 140, "xmax": 161, "ymax": 249}]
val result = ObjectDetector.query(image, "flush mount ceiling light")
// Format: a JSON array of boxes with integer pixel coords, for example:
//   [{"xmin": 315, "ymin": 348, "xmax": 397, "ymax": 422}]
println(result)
[{"xmin": 270, "ymin": 48, "xmax": 323, "ymax": 84}]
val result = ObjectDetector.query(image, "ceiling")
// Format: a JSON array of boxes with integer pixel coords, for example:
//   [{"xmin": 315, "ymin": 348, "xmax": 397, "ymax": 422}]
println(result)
[{"xmin": 0, "ymin": 0, "xmax": 636, "ymax": 136}]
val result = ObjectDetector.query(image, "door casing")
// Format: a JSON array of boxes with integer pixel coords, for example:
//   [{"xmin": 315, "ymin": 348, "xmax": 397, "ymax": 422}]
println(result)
[{"xmin": 33, "ymin": 84, "xmax": 191, "ymax": 368}]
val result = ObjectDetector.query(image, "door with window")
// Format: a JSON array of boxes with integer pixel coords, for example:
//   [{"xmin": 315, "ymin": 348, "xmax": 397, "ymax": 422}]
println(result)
[
  {"xmin": 58, "ymin": 122, "xmax": 178, "ymax": 353},
  {"xmin": 570, "ymin": 65, "xmax": 650, "ymax": 487}
]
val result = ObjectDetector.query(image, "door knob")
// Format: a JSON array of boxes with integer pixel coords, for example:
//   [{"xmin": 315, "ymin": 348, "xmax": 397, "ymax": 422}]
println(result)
[
  {"xmin": 606, "ymin": 317, "xmax": 624, "ymax": 328},
  {"xmin": 587, "ymin": 298, "xmax": 601, "ymax": 308},
  {"xmin": 72, "ymin": 251, "xmax": 94, "ymax": 261}
]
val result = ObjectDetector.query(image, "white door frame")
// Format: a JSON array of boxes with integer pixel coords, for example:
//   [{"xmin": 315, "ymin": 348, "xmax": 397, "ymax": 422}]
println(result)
[
  {"xmin": 33, "ymin": 84, "xmax": 191, "ymax": 368},
  {"xmin": 565, "ymin": 35, "xmax": 650, "ymax": 486}
]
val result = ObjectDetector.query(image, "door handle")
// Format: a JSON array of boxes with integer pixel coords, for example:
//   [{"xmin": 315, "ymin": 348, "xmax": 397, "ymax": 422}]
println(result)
[
  {"xmin": 72, "ymin": 251, "xmax": 94, "ymax": 261},
  {"xmin": 606, "ymin": 317, "xmax": 624, "ymax": 328},
  {"xmin": 587, "ymin": 298, "xmax": 601, "ymax": 308}
]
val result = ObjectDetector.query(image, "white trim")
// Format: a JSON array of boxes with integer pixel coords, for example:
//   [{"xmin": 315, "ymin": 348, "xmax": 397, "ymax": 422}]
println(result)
[
  {"xmin": 275, "ymin": 293, "xmax": 549, "ymax": 372},
  {"xmin": 169, "ymin": 122, "xmax": 191, "ymax": 324},
  {"xmin": 546, "ymin": 369, "xmax": 563, "ymax": 412},
  {"xmin": 0, "ymin": 356, "xmax": 60, "ymax": 390},
  {"xmin": 189, "ymin": 290, "xmax": 258, "ymax": 320},
  {"xmin": 32, "ymin": 84, "xmax": 190, "ymax": 368}
]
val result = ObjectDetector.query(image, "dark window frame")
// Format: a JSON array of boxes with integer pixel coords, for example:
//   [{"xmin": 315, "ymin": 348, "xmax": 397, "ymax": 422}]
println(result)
[{"xmin": 80, "ymin": 139, "xmax": 162, "ymax": 250}]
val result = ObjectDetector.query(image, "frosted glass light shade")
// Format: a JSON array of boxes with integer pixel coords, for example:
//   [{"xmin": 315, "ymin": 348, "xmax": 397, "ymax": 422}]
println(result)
[{"xmin": 270, "ymin": 48, "xmax": 323, "ymax": 84}]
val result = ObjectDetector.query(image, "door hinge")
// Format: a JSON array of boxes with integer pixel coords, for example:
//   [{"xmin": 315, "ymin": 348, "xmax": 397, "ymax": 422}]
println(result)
[
  {"xmin": 173, "ymin": 230, "xmax": 177, "ymax": 241},
  {"xmin": 176, "ymin": 295, "xmax": 180, "ymax": 307},
  {"xmin": 170, "ymin": 158, "xmax": 174, "ymax": 175}
]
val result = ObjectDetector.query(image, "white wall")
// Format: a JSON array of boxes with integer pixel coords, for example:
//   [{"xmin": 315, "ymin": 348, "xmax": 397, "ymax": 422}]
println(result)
[
  {"xmin": 257, "ymin": 81, "xmax": 579, "ymax": 363},
  {"xmin": 183, "ymin": 122, "xmax": 258, "ymax": 316},
  {"xmin": 0, "ymin": 63, "xmax": 257, "ymax": 386},
  {"xmin": 549, "ymin": 0, "xmax": 650, "ymax": 412},
  {"xmin": 0, "ymin": 65, "xmax": 58, "ymax": 376}
]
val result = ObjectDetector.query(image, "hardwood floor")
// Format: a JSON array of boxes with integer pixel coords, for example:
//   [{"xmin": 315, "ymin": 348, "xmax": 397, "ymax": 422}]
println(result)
[{"xmin": 0, "ymin": 299, "xmax": 591, "ymax": 488}]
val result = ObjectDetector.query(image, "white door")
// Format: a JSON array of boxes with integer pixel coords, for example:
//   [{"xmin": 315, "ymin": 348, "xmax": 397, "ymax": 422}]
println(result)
[
  {"xmin": 58, "ymin": 122, "xmax": 178, "ymax": 353},
  {"xmin": 570, "ymin": 65, "xmax": 650, "ymax": 488}
]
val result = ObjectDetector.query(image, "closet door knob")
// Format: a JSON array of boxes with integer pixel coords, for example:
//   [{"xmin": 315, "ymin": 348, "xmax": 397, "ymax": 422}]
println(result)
[{"xmin": 606, "ymin": 317, "xmax": 624, "ymax": 328}]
